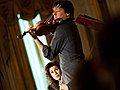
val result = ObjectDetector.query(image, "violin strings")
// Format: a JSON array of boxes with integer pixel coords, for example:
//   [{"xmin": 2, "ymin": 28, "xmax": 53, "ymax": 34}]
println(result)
[{"xmin": 44, "ymin": 4, "xmax": 61, "ymax": 23}]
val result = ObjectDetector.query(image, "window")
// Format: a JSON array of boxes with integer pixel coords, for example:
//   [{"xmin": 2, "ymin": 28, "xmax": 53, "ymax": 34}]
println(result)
[{"xmin": 17, "ymin": 14, "xmax": 50, "ymax": 90}]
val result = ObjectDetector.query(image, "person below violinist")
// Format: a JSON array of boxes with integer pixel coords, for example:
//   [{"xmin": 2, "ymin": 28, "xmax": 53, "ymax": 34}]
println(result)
[
  {"xmin": 45, "ymin": 61, "xmax": 68, "ymax": 90},
  {"xmin": 28, "ymin": 0, "xmax": 85, "ymax": 90}
]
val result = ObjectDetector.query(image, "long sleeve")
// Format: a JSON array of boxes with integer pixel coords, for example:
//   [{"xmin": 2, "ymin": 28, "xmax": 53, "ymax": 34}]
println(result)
[
  {"xmin": 43, "ymin": 19, "xmax": 85, "ymax": 86},
  {"xmin": 42, "ymin": 25, "xmax": 68, "ymax": 60}
]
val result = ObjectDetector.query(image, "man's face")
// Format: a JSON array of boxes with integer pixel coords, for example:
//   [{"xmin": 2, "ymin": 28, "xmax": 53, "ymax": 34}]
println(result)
[
  {"xmin": 49, "ymin": 65, "xmax": 61, "ymax": 81},
  {"xmin": 52, "ymin": 6, "xmax": 70, "ymax": 20}
]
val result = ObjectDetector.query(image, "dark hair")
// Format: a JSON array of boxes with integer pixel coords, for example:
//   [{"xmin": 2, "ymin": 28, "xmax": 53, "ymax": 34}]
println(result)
[
  {"xmin": 53, "ymin": 0, "xmax": 74, "ymax": 20},
  {"xmin": 45, "ymin": 61, "xmax": 61, "ymax": 90}
]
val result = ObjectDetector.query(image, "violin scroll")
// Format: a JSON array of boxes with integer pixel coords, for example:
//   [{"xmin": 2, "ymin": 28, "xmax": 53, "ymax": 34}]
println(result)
[{"xmin": 17, "ymin": 31, "xmax": 29, "ymax": 39}]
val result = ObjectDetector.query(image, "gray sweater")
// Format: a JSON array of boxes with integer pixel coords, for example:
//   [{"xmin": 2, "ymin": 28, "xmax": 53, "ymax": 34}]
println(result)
[{"xmin": 43, "ymin": 18, "xmax": 85, "ymax": 87}]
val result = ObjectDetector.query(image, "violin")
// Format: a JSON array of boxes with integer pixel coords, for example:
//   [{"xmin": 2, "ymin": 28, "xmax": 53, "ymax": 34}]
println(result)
[
  {"xmin": 17, "ymin": 18, "xmax": 62, "ymax": 39},
  {"xmin": 17, "ymin": 4, "xmax": 62, "ymax": 39}
]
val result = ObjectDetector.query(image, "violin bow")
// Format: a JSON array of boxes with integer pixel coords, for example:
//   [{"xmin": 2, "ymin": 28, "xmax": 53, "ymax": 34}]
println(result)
[{"xmin": 44, "ymin": 4, "xmax": 61, "ymax": 23}]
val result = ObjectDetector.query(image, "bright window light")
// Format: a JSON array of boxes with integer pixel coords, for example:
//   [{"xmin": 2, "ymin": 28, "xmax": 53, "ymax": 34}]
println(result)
[{"xmin": 17, "ymin": 14, "xmax": 50, "ymax": 90}]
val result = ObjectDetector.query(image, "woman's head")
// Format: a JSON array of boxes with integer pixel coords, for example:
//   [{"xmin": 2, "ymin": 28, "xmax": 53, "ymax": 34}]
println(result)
[
  {"xmin": 52, "ymin": 0, "xmax": 74, "ymax": 20},
  {"xmin": 45, "ymin": 61, "xmax": 61, "ymax": 81},
  {"xmin": 45, "ymin": 61, "xmax": 61, "ymax": 90}
]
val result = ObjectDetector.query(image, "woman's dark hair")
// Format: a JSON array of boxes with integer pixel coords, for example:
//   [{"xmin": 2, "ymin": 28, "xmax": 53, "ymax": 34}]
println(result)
[
  {"xmin": 53, "ymin": 0, "xmax": 74, "ymax": 20},
  {"xmin": 45, "ymin": 61, "xmax": 61, "ymax": 90}
]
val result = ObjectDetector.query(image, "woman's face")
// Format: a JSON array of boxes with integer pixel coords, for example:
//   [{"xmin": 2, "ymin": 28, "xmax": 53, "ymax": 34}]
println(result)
[
  {"xmin": 49, "ymin": 65, "xmax": 61, "ymax": 81},
  {"xmin": 52, "ymin": 6, "xmax": 70, "ymax": 20}
]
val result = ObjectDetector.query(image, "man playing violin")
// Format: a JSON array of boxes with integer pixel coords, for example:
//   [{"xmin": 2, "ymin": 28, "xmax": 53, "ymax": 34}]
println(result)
[{"xmin": 29, "ymin": 1, "xmax": 85, "ymax": 90}]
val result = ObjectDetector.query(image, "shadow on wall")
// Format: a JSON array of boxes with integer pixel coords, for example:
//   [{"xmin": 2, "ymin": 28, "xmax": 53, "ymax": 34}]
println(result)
[{"xmin": 72, "ymin": 15, "xmax": 120, "ymax": 90}]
